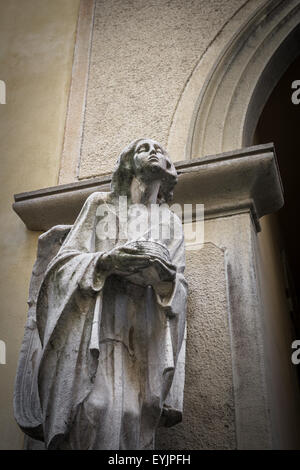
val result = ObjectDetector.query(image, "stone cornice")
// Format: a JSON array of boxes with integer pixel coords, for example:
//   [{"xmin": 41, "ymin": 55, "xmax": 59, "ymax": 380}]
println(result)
[{"xmin": 13, "ymin": 143, "xmax": 283, "ymax": 232}]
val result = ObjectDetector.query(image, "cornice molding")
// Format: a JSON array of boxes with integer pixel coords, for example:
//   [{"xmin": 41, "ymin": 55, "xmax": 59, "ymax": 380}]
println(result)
[{"xmin": 13, "ymin": 143, "xmax": 283, "ymax": 232}]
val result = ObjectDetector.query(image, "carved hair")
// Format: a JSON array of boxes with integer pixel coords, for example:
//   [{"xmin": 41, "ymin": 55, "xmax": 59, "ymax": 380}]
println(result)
[{"xmin": 110, "ymin": 139, "xmax": 178, "ymax": 203}]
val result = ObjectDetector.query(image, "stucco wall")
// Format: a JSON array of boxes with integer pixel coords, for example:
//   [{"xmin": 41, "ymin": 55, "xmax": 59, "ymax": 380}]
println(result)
[
  {"xmin": 0, "ymin": 0, "xmax": 80, "ymax": 449},
  {"xmin": 79, "ymin": 0, "xmax": 255, "ymax": 178}
]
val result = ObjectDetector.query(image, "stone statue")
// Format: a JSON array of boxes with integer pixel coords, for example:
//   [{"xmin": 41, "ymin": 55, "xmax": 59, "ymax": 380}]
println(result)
[{"xmin": 14, "ymin": 139, "xmax": 188, "ymax": 450}]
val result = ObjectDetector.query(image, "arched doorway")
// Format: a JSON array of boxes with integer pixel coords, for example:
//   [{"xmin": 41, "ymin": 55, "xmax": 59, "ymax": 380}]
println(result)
[{"xmin": 252, "ymin": 51, "xmax": 300, "ymax": 450}]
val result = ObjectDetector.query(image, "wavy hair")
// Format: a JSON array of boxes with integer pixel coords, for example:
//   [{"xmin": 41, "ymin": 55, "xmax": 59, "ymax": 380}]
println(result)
[{"xmin": 110, "ymin": 139, "xmax": 178, "ymax": 203}]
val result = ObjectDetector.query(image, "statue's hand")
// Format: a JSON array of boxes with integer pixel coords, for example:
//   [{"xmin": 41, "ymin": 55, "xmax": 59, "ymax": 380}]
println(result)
[
  {"xmin": 118, "ymin": 242, "xmax": 176, "ymax": 282},
  {"xmin": 97, "ymin": 246, "xmax": 151, "ymax": 276},
  {"xmin": 125, "ymin": 244, "xmax": 177, "ymax": 282}
]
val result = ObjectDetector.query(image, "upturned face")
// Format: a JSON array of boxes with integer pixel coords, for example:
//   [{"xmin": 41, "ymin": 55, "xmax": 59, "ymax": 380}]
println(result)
[{"xmin": 133, "ymin": 139, "xmax": 172, "ymax": 178}]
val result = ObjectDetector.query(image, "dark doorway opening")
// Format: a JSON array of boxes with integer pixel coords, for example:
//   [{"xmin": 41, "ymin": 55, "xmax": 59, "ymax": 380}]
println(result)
[{"xmin": 255, "ymin": 55, "xmax": 300, "ymax": 337}]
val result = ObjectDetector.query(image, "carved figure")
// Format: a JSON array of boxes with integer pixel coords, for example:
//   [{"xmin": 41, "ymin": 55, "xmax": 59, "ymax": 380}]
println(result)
[{"xmin": 14, "ymin": 139, "xmax": 188, "ymax": 449}]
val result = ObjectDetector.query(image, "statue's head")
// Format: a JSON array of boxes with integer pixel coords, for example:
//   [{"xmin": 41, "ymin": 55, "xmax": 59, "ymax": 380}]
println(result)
[{"xmin": 111, "ymin": 138, "xmax": 178, "ymax": 203}]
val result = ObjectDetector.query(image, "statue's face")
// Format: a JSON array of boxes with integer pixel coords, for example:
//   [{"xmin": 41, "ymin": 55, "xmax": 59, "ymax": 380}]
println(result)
[{"xmin": 133, "ymin": 139, "xmax": 171, "ymax": 178}]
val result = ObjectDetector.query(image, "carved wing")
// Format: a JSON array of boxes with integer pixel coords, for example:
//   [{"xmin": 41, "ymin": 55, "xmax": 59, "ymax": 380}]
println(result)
[{"xmin": 14, "ymin": 225, "xmax": 71, "ymax": 441}]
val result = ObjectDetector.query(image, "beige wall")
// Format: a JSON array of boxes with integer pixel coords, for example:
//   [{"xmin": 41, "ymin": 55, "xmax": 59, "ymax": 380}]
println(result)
[
  {"xmin": 0, "ymin": 0, "xmax": 80, "ymax": 449},
  {"xmin": 77, "ymin": 0, "xmax": 260, "ymax": 178}
]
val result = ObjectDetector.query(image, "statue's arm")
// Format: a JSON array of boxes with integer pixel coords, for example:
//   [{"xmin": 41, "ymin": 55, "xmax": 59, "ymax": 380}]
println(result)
[
  {"xmin": 154, "ymin": 212, "xmax": 188, "ymax": 318},
  {"xmin": 159, "ymin": 213, "xmax": 188, "ymax": 427}
]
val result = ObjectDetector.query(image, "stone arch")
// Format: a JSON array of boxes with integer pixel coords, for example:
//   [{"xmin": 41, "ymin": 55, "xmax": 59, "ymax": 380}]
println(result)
[{"xmin": 167, "ymin": 0, "xmax": 300, "ymax": 161}]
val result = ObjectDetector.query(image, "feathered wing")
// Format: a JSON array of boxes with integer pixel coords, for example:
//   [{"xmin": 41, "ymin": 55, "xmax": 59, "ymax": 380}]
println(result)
[
  {"xmin": 13, "ymin": 225, "xmax": 71, "ymax": 441},
  {"xmin": 35, "ymin": 192, "xmax": 109, "ymax": 448},
  {"xmin": 14, "ymin": 192, "xmax": 108, "ymax": 446}
]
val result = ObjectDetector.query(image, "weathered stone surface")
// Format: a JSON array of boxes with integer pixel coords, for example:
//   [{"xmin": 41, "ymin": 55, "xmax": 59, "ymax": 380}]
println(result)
[
  {"xmin": 13, "ymin": 141, "xmax": 289, "ymax": 449},
  {"xmin": 14, "ymin": 225, "xmax": 71, "ymax": 444},
  {"xmin": 14, "ymin": 139, "xmax": 188, "ymax": 450},
  {"xmin": 204, "ymin": 214, "xmax": 272, "ymax": 449},
  {"xmin": 156, "ymin": 243, "xmax": 236, "ymax": 449},
  {"xmin": 13, "ymin": 144, "xmax": 283, "ymax": 232}
]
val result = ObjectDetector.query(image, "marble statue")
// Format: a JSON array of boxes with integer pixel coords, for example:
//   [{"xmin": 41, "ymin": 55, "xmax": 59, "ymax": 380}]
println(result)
[{"xmin": 14, "ymin": 139, "xmax": 188, "ymax": 450}]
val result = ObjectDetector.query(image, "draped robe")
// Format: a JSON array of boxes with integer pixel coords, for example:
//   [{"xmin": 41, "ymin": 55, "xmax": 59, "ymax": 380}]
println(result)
[{"xmin": 16, "ymin": 191, "xmax": 187, "ymax": 450}]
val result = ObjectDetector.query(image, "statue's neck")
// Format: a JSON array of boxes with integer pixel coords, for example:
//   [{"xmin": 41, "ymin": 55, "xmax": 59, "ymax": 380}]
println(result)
[{"xmin": 129, "ymin": 176, "xmax": 160, "ymax": 206}]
